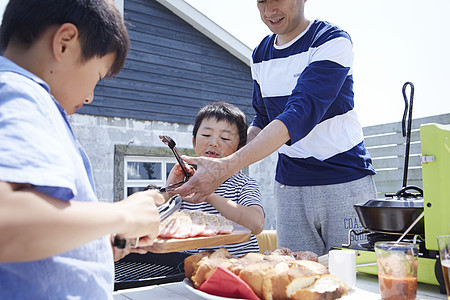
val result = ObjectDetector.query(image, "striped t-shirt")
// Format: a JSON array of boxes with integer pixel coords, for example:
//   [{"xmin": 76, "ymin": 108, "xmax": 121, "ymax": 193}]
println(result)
[
  {"xmin": 181, "ymin": 172, "xmax": 263, "ymax": 257},
  {"xmin": 251, "ymin": 19, "xmax": 375, "ymax": 186}
]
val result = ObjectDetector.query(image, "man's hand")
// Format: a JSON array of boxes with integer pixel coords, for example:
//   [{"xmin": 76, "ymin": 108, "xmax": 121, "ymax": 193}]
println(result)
[
  {"xmin": 174, "ymin": 156, "xmax": 234, "ymax": 203},
  {"xmin": 175, "ymin": 119, "xmax": 291, "ymax": 203}
]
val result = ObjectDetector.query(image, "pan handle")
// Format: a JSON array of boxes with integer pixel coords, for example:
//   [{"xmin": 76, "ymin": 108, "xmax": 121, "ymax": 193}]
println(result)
[
  {"xmin": 401, "ymin": 82, "xmax": 414, "ymax": 187},
  {"xmin": 401, "ymin": 89, "xmax": 408, "ymax": 138},
  {"xmin": 387, "ymin": 185, "xmax": 423, "ymax": 198}
]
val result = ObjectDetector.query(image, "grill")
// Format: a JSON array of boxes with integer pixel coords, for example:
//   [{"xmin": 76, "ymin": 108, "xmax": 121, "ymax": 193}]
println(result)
[{"xmin": 114, "ymin": 252, "xmax": 189, "ymax": 290}]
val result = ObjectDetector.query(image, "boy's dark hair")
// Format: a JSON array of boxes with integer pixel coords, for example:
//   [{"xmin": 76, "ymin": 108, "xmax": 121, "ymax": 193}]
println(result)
[
  {"xmin": 193, "ymin": 101, "xmax": 248, "ymax": 150},
  {"xmin": 0, "ymin": 0, "xmax": 129, "ymax": 77}
]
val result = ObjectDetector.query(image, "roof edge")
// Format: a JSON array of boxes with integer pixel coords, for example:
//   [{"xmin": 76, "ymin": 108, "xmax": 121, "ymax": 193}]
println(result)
[{"xmin": 155, "ymin": 0, "xmax": 252, "ymax": 67}]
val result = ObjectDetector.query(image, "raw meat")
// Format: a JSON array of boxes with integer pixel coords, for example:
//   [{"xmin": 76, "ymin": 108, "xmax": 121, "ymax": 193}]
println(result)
[{"xmin": 158, "ymin": 210, "xmax": 234, "ymax": 239}]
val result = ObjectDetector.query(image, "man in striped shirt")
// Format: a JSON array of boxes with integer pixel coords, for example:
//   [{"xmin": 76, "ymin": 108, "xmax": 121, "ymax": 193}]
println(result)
[{"xmin": 177, "ymin": 0, "xmax": 376, "ymax": 256}]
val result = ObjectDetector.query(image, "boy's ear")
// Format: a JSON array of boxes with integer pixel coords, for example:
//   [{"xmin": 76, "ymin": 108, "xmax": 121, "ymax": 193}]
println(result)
[
  {"xmin": 192, "ymin": 137, "xmax": 196, "ymax": 147},
  {"xmin": 52, "ymin": 23, "xmax": 79, "ymax": 61}
]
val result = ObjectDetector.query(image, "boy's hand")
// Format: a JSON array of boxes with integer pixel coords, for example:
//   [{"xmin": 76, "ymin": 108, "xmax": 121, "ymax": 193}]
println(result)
[
  {"xmin": 111, "ymin": 235, "xmax": 149, "ymax": 261},
  {"xmin": 166, "ymin": 162, "xmax": 195, "ymax": 186},
  {"xmin": 114, "ymin": 189, "xmax": 163, "ymax": 246}
]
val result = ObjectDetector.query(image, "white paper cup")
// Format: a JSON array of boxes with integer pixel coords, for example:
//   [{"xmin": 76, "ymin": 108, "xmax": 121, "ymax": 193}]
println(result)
[{"xmin": 328, "ymin": 249, "xmax": 356, "ymax": 290}]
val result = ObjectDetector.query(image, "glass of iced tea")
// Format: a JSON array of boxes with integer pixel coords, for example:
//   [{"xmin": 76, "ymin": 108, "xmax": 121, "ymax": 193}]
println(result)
[
  {"xmin": 374, "ymin": 241, "xmax": 419, "ymax": 300},
  {"xmin": 437, "ymin": 235, "xmax": 450, "ymax": 300}
]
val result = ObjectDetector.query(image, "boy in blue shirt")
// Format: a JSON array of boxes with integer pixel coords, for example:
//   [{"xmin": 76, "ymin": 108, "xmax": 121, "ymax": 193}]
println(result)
[{"xmin": 0, "ymin": 0, "xmax": 162, "ymax": 298}]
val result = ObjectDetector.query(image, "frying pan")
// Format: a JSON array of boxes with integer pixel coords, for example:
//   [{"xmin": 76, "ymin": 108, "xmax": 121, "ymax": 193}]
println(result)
[{"xmin": 354, "ymin": 186, "xmax": 424, "ymax": 234}]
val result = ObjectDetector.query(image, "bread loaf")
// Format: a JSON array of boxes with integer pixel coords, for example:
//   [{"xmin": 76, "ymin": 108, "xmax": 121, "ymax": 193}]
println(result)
[
  {"xmin": 264, "ymin": 248, "xmax": 319, "ymax": 262},
  {"xmin": 184, "ymin": 250, "xmax": 213, "ymax": 279},
  {"xmin": 190, "ymin": 247, "xmax": 234, "ymax": 288},
  {"xmin": 238, "ymin": 260, "xmax": 274, "ymax": 298},
  {"xmin": 289, "ymin": 274, "xmax": 348, "ymax": 300},
  {"xmin": 185, "ymin": 248, "xmax": 348, "ymax": 300},
  {"xmin": 262, "ymin": 261, "xmax": 316, "ymax": 300}
]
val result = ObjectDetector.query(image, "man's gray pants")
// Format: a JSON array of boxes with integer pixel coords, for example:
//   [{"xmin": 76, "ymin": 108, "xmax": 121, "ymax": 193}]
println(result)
[{"xmin": 274, "ymin": 175, "xmax": 377, "ymax": 256}]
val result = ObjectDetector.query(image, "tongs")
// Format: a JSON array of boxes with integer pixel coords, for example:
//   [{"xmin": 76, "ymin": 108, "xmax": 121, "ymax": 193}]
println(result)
[
  {"xmin": 136, "ymin": 136, "xmax": 190, "ymax": 193},
  {"xmin": 113, "ymin": 136, "xmax": 189, "ymax": 249},
  {"xmin": 159, "ymin": 135, "xmax": 190, "ymax": 184},
  {"xmin": 140, "ymin": 136, "xmax": 190, "ymax": 193},
  {"xmin": 113, "ymin": 195, "xmax": 182, "ymax": 249}
]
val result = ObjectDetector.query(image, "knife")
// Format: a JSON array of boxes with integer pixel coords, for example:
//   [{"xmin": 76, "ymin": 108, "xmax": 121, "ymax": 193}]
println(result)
[{"xmin": 113, "ymin": 195, "xmax": 182, "ymax": 249}]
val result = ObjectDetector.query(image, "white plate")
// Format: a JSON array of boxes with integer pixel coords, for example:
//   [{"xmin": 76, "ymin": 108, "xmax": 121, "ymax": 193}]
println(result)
[{"xmin": 183, "ymin": 278, "xmax": 248, "ymax": 300}]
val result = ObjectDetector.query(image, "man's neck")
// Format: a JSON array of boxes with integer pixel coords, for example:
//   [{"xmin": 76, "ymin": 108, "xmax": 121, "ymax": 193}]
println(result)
[{"xmin": 276, "ymin": 18, "xmax": 310, "ymax": 46}]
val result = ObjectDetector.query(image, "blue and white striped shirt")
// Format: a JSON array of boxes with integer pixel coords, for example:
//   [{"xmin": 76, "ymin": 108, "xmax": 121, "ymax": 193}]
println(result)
[
  {"xmin": 181, "ymin": 172, "xmax": 263, "ymax": 257},
  {"xmin": 251, "ymin": 19, "xmax": 375, "ymax": 186}
]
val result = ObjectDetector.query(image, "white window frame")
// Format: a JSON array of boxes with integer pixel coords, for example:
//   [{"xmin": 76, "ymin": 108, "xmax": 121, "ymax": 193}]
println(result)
[
  {"xmin": 114, "ymin": 144, "xmax": 195, "ymax": 202},
  {"xmin": 123, "ymin": 156, "xmax": 176, "ymax": 198}
]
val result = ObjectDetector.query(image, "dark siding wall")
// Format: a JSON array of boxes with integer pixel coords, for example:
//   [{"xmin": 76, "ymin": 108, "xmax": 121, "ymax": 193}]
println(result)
[{"xmin": 78, "ymin": 0, "xmax": 254, "ymax": 125}]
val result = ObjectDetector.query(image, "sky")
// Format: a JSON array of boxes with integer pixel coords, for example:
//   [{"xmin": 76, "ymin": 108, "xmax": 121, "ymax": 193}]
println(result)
[
  {"xmin": 0, "ymin": 0, "xmax": 448, "ymax": 127},
  {"xmin": 185, "ymin": 0, "xmax": 450, "ymax": 127}
]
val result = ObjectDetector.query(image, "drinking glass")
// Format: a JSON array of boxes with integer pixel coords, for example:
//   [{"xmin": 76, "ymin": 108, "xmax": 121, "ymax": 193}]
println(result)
[
  {"xmin": 374, "ymin": 242, "xmax": 418, "ymax": 300},
  {"xmin": 437, "ymin": 235, "xmax": 450, "ymax": 300}
]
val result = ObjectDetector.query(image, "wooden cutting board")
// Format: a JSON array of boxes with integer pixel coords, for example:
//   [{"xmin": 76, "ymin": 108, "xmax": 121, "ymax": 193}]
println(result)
[{"xmin": 145, "ymin": 222, "xmax": 251, "ymax": 253}]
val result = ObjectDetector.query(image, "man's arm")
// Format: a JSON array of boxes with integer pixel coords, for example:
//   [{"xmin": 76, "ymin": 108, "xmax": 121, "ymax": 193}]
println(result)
[
  {"xmin": 176, "ymin": 119, "xmax": 290, "ymax": 203},
  {"xmin": 247, "ymin": 125, "xmax": 262, "ymax": 144}
]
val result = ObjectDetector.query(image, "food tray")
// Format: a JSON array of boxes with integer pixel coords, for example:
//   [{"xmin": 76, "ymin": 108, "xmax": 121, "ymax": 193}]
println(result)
[{"xmin": 145, "ymin": 223, "xmax": 251, "ymax": 253}]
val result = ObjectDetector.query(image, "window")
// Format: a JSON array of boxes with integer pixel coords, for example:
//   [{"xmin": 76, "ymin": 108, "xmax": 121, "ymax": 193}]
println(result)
[
  {"xmin": 124, "ymin": 156, "xmax": 175, "ymax": 197},
  {"xmin": 114, "ymin": 144, "xmax": 195, "ymax": 202}
]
